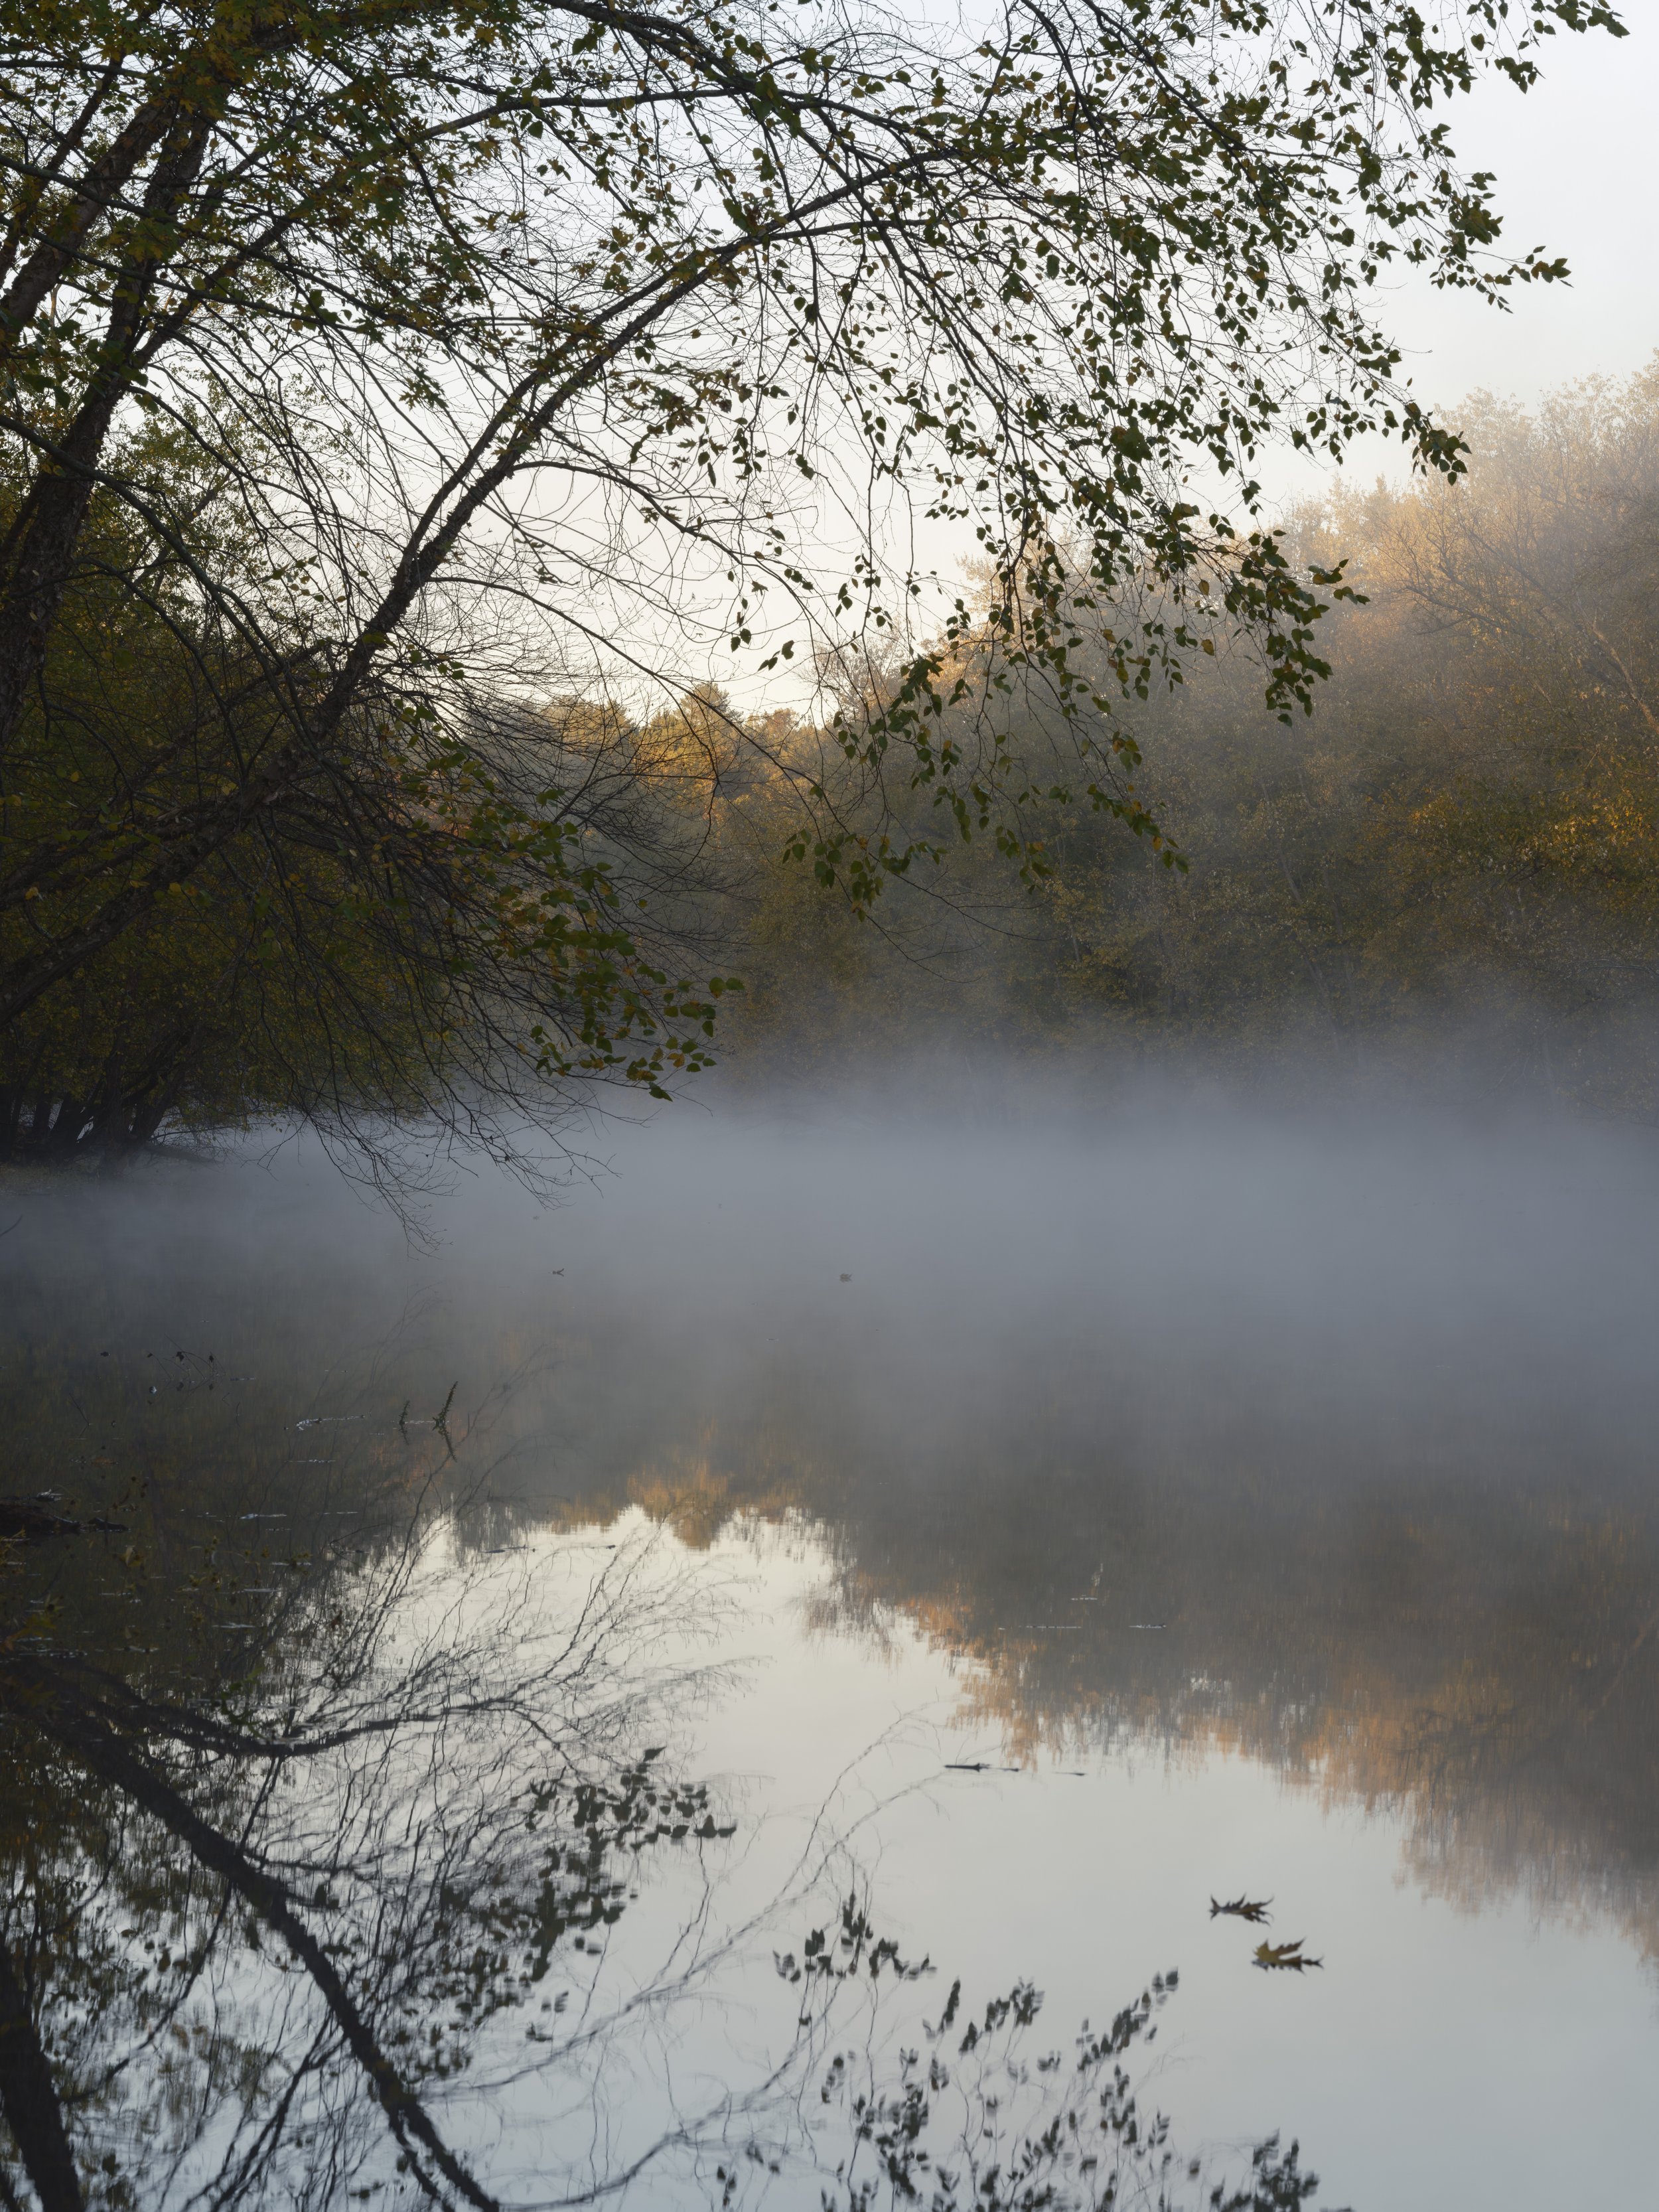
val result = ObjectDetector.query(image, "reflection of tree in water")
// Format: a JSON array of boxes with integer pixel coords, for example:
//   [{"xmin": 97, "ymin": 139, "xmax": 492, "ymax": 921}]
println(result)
[
  {"xmin": 1, "ymin": 1359, "xmax": 1335, "ymax": 2212},
  {"xmin": 1, "ymin": 1490, "xmax": 745, "ymax": 2207},
  {"xmin": 588, "ymin": 1392, "xmax": 1659, "ymax": 1968}
]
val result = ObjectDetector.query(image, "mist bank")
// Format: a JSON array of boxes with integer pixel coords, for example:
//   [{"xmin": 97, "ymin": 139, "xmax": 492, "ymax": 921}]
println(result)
[{"xmin": 9, "ymin": 1057, "xmax": 1659, "ymax": 1468}]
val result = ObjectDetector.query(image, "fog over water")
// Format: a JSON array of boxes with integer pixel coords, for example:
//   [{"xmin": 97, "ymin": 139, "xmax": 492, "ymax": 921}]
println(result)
[{"xmin": 7, "ymin": 1065, "xmax": 1659, "ymax": 2209}]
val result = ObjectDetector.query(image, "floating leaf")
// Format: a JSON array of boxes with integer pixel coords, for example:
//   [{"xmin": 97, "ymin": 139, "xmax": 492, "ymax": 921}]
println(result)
[{"xmin": 1252, "ymin": 1939, "xmax": 1323, "ymax": 1972}]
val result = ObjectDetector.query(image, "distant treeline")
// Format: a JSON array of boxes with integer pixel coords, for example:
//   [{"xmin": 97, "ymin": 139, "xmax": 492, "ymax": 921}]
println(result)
[{"xmin": 721, "ymin": 368, "xmax": 1659, "ymax": 1097}]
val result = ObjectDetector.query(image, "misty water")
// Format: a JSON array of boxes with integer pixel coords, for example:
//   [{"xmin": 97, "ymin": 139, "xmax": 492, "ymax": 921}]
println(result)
[{"xmin": 6, "ymin": 1077, "xmax": 1659, "ymax": 2209}]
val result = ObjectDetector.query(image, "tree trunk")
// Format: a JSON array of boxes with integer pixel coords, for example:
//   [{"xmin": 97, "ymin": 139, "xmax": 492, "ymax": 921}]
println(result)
[{"xmin": 0, "ymin": 1935, "xmax": 84, "ymax": 2212}]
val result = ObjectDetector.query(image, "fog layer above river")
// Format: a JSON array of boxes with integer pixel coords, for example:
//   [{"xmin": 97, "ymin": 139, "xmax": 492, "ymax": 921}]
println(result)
[{"xmin": 22, "ymin": 1070, "xmax": 1658, "ymax": 1491}]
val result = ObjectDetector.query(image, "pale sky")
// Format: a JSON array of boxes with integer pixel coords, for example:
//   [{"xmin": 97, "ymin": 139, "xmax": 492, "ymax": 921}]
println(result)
[
  {"xmin": 680, "ymin": 5, "xmax": 1659, "ymax": 699},
  {"xmin": 1267, "ymin": 3, "xmax": 1659, "ymax": 502}
]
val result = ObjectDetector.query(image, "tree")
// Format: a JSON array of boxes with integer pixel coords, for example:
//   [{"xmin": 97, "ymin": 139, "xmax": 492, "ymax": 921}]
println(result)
[
  {"xmin": 0, "ymin": 514, "xmax": 744, "ymax": 1175},
  {"xmin": 0, "ymin": 0, "xmax": 1624, "ymax": 1166}
]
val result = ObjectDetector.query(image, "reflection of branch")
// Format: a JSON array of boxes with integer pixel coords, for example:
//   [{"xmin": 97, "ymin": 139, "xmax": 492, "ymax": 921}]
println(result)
[
  {"xmin": 0, "ymin": 1934, "xmax": 84, "ymax": 2212},
  {"xmin": 34, "ymin": 1701, "xmax": 498, "ymax": 2212},
  {"xmin": 198, "ymin": 2015, "xmax": 334, "ymax": 2212},
  {"xmin": 19, "ymin": 1651, "xmax": 569, "ymax": 1765}
]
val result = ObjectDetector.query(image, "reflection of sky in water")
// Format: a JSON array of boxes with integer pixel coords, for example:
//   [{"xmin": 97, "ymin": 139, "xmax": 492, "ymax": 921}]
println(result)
[
  {"xmin": 675, "ymin": 1518, "xmax": 1659, "ymax": 2212},
  {"xmin": 9, "ymin": 1082, "xmax": 1659, "ymax": 2207}
]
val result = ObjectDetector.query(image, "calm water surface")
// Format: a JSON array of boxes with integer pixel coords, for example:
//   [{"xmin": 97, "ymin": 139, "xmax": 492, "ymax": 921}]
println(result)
[{"xmin": 5, "ymin": 1087, "xmax": 1658, "ymax": 2209}]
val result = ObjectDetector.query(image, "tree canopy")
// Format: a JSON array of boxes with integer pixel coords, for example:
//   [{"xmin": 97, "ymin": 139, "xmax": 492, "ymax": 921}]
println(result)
[{"xmin": 0, "ymin": 0, "xmax": 1624, "ymax": 1167}]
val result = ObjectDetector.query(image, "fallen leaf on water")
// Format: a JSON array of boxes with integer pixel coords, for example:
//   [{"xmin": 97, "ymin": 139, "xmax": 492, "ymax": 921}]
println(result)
[{"xmin": 1253, "ymin": 1939, "xmax": 1322, "ymax": 1972}]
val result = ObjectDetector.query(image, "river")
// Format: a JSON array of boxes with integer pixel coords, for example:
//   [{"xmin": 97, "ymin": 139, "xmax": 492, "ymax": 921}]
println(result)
[{"xmin": 4, "ymin": 1081, "xmax": 1657, "ymax": 2209}]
